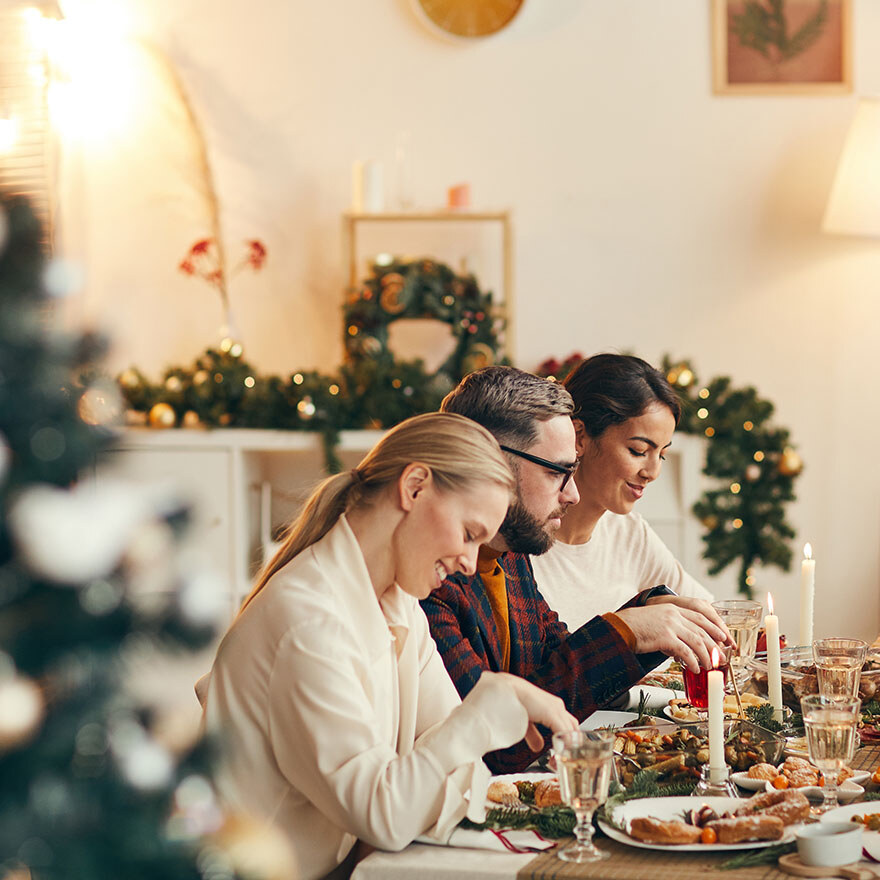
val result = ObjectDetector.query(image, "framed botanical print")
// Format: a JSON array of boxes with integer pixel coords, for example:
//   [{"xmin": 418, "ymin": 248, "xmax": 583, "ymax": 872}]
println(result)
[{"xmin": 712, "ymin": 0, "xmax": 852, "ymax": 95}]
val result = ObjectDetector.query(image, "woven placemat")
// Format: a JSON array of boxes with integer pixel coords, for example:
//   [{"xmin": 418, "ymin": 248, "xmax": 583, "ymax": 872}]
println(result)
[
  {"xmin": 517, "ymin": 838, "xmax": 791, "ymax": 880},
  {"xmin": 854, "ymin": 742, "xmax": 880, "ymax": 773}
]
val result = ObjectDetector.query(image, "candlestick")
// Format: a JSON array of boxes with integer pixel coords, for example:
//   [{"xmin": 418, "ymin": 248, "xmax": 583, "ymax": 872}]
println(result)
[
  {"xmin": 799, "ymin": 543, "xmax": 815, "ymax": 646},
  {"xmin": 707, "ymin": 647, "xmax": 725, "ymax": 781},
  {"xmin": 765, "ymin": 593, "xmax": 784, "ymax": 723}
]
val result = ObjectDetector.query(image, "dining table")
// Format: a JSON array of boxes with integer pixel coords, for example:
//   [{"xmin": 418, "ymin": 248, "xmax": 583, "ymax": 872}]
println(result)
[{"xmin": 353, "ymin": 655, "xmax": 880, "ymax": 880}]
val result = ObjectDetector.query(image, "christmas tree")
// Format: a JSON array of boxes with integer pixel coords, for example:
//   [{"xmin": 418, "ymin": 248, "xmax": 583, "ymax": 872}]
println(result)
[{"xmin": 0, "ymin": 194, "xmax": 294, "ymax": 879}]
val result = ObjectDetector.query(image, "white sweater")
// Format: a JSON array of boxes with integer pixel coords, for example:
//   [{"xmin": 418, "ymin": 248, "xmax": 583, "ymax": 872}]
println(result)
[
  {"xmin": 202, "ymin": 515, "xmax": 528, "ymax": 880},
  {"xmin": 532, "ymin": 511, "xmax": 713, "ymax": 631}
]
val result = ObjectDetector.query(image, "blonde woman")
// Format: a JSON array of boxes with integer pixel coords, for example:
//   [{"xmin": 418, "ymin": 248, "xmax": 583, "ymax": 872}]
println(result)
[{"xmin": 200, "ymin": 413, "xmax": 576, "ymax": 880}]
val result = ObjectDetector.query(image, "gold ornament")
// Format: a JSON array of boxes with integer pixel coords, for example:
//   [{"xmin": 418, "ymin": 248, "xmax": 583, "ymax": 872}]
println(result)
[
  {"xmin": 148, "ymin": 403, "xmax": 177, "ymax": 429},
  {"xmin": 702, "ymin": 515, "xmax": 719, "ymax": 530},
  {"xmin": 119, "ymin": 369, "xmax": 141, "ymax": 389},
  {"xmin": 462, "ymin": 342, "xmax": 496, "ymax": 373},
  {"xmin": 193, "ymin": 370, "xmax": 210, "ymax": 386},
  {"xmin": 778, "ymin": 447, "xmax": 803, "ymax": 477},
  {"xmin": 165, "ymin": 375, "xmax": 184, "ymax": 393},
  {"xmin": 209, "ymin": 813, "xmax": 297, "ymax": 880},
  {"xmin": 78, "ymin": 383, "xmax": 123, "ymax": 427},
  {"xmin": 182, "ymin": 410, "xmax": 201, "ymax": 429},
  {"xmin": 0, "ymin": 673, "xmax": 45, "ymax": 750},
  {"xmin": 219, "ymin": 413, "xmax": 232, "ymax": 426},
  {"xmin": 379, "ymin": 282, "xmax": 406, "ymax": 315}
]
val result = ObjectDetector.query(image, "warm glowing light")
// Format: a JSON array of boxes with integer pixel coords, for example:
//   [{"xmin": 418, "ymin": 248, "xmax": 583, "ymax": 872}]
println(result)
[
  {"xmin": 730, "ymin": 482, "xmax": 741, "ymax": 494},
  {"xmin": 699, "ymin": 388, "xmax": 710, "ymax": 399},
  {"xmin": 767, "ymin": 592, "xmax": 775, "ymax": 615},
  {"xmin": 732, "ymin": 518, "xmax": 743, "ymax": 528},
  {"xmin": 705, "ymin": 427, "xmax": 715, "ymax": 437},
  {"xmin": 711, "ymin": 646, "xmax": 720, "ymax": 669},
  {"xmin": 697, "ymin": 407, "xmax": 708, "ymax": 419},
  {"xmin": 0, "ymin": 118, "xmax": 18, "ymax": 153},
  {"xmin": 743, "ymin": 420, "xmax": 754, "ymax": 431},
  {"xmin": 753, "ymin": 451, "xmax": 764, "ymax": 462},
  {"xmin": 804, "ymin": 542, "xmax": 812, "ymax": 560}
]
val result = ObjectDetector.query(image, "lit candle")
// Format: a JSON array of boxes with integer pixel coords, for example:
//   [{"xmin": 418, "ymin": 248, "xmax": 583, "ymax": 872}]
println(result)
[
  {"xmin": 707, "ymin": 646, "xmax": 725, "ymax": 780},
  {"xmin": 799, "ymin": 543, "xmax": 815, "ymax": 647},
  {"xmin": 765, "ymin": 592, "xmax": 784, "ymax": 723}
]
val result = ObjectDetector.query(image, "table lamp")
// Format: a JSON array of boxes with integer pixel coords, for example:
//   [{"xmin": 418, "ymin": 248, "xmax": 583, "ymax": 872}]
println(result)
[{"xmin": 823, "ymin": 97, "xmax": 880, "ymax": 238}]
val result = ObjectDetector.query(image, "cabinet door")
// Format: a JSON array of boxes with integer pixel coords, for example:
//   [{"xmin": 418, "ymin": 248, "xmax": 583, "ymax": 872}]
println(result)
[{"xmin": 98, "ymin": 447, "xmax": 235, "ymax": 612}]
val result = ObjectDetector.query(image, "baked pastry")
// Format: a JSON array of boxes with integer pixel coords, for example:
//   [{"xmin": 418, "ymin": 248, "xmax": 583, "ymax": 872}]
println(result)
[
  {"xmin": 747, "ymin": 762, "xmax": 778, "ymax": 780},
  {"xmin": 735, "ymin": 789, "xmax": 809, "ymax": 825},
  {"xmin": 628, "ymin": 817, "xmax": 702, "ymax": 845},
  {"xmin": 534, "ymin": 779, "xmax": 562, "ymax": 807},
  {"xmin": 487, "ymin": 780, "xmax": 519, "ymax": 804},
  {"xmin": 705, "ymin": 815, "xmax": 784, "ymax": 844},
  {"xmin": 785, "ymin": 769, "xmax": 819, "ymax": 788}
]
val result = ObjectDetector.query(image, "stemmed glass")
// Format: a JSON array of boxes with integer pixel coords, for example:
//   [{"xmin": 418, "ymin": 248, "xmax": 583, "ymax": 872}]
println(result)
[
  {"xmin": 551, "ymin": 729, "xmax": 614, "ymax": 862},
  {"xmin": 711, "ymin": 599, "xmax": 763, "ymax": 690},
  {"xmin": 801, "ymin": 694, "xmax": 861, "ymax": 814},
  {"xmin": 813, "ymin": 638, "xmax": 868, "ymax": 700}
]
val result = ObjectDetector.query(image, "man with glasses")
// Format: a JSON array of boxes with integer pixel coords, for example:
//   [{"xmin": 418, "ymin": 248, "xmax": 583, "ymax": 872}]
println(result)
[{"xmin": 421, "ymin": 366, "xmax": 732, "ymax": 773}]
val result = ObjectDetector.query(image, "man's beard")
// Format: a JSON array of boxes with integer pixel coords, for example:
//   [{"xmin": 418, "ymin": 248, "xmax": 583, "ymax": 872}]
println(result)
[{"xmin": 498, "ymin": 499, "xmax": 561, "ymax": 556}]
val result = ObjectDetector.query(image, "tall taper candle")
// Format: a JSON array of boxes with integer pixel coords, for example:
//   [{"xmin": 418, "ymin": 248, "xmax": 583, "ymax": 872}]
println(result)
[
  {"xmin": 799, "ymin": 543, "xmax": 815, "ymax": 647},
  {"xmin": 707, "ymin": 647, "xmax": 725, "ymax": 781},
  {"xmin": 765, "ymin": 593, "xmax": 783, "ymax": 723}
]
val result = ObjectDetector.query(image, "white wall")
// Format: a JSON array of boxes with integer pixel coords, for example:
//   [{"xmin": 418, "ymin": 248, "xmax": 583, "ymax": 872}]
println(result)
[{"xmin": 57, "ymin": 0, "xmax": 880, "ymax": 641}]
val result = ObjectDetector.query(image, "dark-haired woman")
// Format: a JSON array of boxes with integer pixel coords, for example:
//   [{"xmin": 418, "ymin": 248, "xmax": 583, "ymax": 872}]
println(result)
[
  {"xmin": 532, "ymin": 354, "xmax": 713, "ymax": 632},
  {"xmin": 199, "ymin": 412, "xmax": 576, "ymax": 880}
]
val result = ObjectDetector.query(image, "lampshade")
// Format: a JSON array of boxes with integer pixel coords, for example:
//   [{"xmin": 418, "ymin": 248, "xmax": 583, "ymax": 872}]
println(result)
[{"xmin": 823, "ymin": 97, "xmax": 880, "ymax": 238}]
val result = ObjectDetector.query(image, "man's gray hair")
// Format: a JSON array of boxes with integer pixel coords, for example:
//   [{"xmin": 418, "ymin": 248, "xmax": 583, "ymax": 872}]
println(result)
[{"xmin": 440, "ymin": 366, "xmax": 574, "ymax": 449}]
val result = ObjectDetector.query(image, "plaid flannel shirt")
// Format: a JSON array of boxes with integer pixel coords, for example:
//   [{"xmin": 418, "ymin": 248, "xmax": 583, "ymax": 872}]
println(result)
[{"xmin": 420, "ymin": 551, "xmax": 670, "ymax": 773}]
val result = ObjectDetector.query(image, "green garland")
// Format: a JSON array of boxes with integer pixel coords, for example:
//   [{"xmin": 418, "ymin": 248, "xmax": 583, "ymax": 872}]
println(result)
[{"xmin": 535, "ymin": 354, "xmax": 801, "ymax": 598}]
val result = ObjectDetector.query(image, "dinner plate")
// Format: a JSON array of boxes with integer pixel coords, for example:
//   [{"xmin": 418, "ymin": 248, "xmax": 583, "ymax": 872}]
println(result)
[
  {"xmin": 819, "ymin": 802, "xmax": 880, "ymax": 861},
  {"xmin": 763, "ymin": 777, "xmax": 865, "ymax": 803},
  {"xmin": 628, "ymin": 685, "xmax": 682, "ymax": 710},
  {"xmin": 597, "ymin": 796, "xmax": 800, "ymax": 852}
]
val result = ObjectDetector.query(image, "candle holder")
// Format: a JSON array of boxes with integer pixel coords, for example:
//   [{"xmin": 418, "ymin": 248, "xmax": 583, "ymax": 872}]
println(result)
[{"xmin": 691, "ymin": 764, "xmax": 738, "ymax": 798}]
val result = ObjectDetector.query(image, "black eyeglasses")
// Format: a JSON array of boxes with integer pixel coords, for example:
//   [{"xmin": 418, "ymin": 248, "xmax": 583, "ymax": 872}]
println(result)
[{"xmin": 499, "ymin": 444, "xmax": 579, "ymax": 491}]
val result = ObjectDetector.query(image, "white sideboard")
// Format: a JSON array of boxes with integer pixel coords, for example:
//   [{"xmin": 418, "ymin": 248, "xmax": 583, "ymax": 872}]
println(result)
[{"xmin": 99, "ymin": 428, "xmax": 706, "ymax": 619}]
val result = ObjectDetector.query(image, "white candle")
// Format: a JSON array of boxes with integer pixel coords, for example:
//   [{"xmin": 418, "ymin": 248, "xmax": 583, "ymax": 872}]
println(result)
[
  {"xmin": 707, "ymin": 647, "xmax": 725, "ymax": 780},
  {"xmin": 799, "ymin": 543, "xmax": 815, "ymax": 647},
  {"xmin": 765, "ymin": 592, "xmax": 784, "ymax": 723}
]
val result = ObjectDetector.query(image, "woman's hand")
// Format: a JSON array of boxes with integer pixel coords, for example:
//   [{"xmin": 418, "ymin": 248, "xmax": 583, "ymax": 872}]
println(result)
[{"xmin": 493, "ymin": 672, "xmax": 578, "ymax": 751}]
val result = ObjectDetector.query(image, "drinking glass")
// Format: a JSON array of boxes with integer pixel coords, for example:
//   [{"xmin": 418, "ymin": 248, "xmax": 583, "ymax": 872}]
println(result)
[
  {"xmin": 683, "ymin": 644, "xmax": 733, "ymax": 708},
  {"xmin": 712, "ymin": 599, "xmax": 763, "ymax": 689},
  {"xmin": 813, "ymin": 638, "xmax": 868, "ymax": 700},
  {"xmin": 801, "ymin": 694, "xmax": 861, "ymax": 813},
  {"xmin": 551, "ymin": 729, "xmax": 614, "ymax": 862}
]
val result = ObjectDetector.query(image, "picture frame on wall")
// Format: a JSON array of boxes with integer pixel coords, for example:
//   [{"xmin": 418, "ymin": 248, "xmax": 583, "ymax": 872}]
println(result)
[{"xmin": 712, "ymin": 0, "xmax": 852, "ymax": 95}]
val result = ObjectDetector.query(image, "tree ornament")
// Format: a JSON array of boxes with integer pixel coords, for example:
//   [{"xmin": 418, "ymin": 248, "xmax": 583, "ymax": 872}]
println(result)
[
  {"xmin": 78, "ymin": 381, "xmax": 124, "ymax": 427},
  {"xmin": 193, "ymin": 369, "xmax": 210, "ymax": 386},
  {"xmin": 149, "ymin": 402, "xmax": 177, "ymax": 428},
  {"xmin": 182, "ymin": 410, "xmax": 201, "ymax": 429},
  {"xmin": 778, "ymin": 447, "xmax": 803, "ymax": 476},
  {"xmin": 297, "ymin": 397, "xmax": 316, "ymax": 420},
  {"xmin": 745, "ymin": 463, "xmax": 761, "ymax": 482},
  {"xmin": 209, "ymin": 813, "xmax": 298, "ymax": 880},
  {"xmin": 0, "ymin": 672, "xmax": 44, "ymax": 750},
  {"xmin": 119, "ymin": 368, "xmax": 142, "ymax": 389},
  {"xmin": 165, "ymin": 375, "xmax": 184, "ymax": 392}
]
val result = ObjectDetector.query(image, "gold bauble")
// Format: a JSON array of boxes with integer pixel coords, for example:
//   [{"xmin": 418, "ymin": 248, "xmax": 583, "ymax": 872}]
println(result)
[
  {"xmin": 778, "ymin": 447, "xmax": 803, "ymax": 477},
  {"xmin": 193, "ymin": 370, "xmax": 210, "ymax": 386},
  {"xmin": 702, "ymin": 515, "xmax": 719, "ymax": 530},
  {"xmin": 119, "ymin": 369, "xmax": 141, "ymax": 389},
  {"xmin": 148, "ymin": 403, "xmax": 176, "ymax": 429},
  {"xmin": 165, "ymin": 375, "xmax": 184, "ymax": 393},
  {"xmin": 182, "ymin": 410, "xmax": 201, "ymax": 429}
]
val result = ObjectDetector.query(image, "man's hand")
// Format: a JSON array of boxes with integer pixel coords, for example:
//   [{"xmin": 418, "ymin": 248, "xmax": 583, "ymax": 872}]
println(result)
[
  {"xmin": 494, "ymin": 672, "xmax": 579, "ymax": 751},
  {"xmin": 615, "ymin": 600, "xmax": 733, "ymax": 673}
]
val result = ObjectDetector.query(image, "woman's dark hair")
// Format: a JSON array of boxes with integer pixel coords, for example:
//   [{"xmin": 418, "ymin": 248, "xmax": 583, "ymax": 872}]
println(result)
[{"xmin": 562, "ymin": 354, "xmax": 682, "ymax": 438}]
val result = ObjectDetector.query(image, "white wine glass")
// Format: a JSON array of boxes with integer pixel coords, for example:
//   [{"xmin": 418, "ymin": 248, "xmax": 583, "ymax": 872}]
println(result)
[
  {"xmin": 801, "ymin": 694, "xmax": 861, "ymax": 814},
  {"xmin": 551, "ymin": 729, "xmax": 614, "ymax": 862},
  {"xmin": 813, "ymin": 638, "xmax": 867, "ymax": 700},
  {"xmin": 711, "ymin": 599, "xmax": 763, "ymax": 690}
]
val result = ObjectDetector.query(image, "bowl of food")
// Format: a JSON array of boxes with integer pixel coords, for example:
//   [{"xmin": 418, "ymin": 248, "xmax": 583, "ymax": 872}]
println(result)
[
  {"xmin": 748, "ymin": 646, "xmax": 880, "ymax": 710},
  {"xmin": 610, "ymin": 720, "xmax": 785, "ymax": 788}
]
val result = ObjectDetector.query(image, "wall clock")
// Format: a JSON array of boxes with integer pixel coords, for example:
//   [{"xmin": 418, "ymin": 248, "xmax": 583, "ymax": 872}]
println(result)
[{"xmin": 413, "ymin": 0, "xmax": 525, "ymax": 39}]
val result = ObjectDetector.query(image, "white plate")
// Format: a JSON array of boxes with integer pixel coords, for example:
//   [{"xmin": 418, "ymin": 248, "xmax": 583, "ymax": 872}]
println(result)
[
  {"xmin": 485, "ymin": 772, "xmax": 554, "ymax": 807},
  {"xmin": 629, "ymin": 685, "xmax": 683, "ymax": 710},
  {"xmin": 820, "ymin": 802, "xmax": 880, "ymax": 861},
  {"xmin": 581, "ymin": 710, "xmax": 677, "ymax": 732},
  {"xmin": 730, "ymin": 771, "xmax": 768, "ymax": 791},
  {"xmin": 763, "ymin": 778, "xmax": 865, "ymax": 804},
  {"xmin": 598, "ymin": 796, "xmax": 799, "ymax": 851}
]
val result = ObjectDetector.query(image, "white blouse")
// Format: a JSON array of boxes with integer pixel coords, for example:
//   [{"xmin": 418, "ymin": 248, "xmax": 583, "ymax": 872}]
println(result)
[
  {"xmin": 202, "ymin": 515, "xmax": 528, "ymax": 880},
  {"xmin": 532, "ymin": 511, "xmax": 713, "ymax": 631}
]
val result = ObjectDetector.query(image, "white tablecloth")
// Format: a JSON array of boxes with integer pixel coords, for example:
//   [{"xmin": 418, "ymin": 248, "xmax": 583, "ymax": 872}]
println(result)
[{"xmin": 351, "ymin": 842, "xmax": 532, "ymax": 880}]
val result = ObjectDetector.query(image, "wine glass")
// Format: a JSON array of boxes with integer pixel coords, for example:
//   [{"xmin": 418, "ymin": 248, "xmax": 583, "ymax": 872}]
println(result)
[
  {"xmin": 813, "ymin": 638, "xmax": 868, "ymax": 700},
  {"xmin": 551, "ymin": 729, "xmax": 614, "ymax": 862},
  {"xmin": 711, "ymin": 599, "xmax": 763, "ymax": 689},
  {"xmin": 801, "ymin": 694, "xmax": 861, "ymax": 813}
]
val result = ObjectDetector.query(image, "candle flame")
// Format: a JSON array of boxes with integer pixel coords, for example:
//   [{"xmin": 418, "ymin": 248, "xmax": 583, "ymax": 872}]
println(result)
[
  {"xmin": 804, "ymin": 542, "xmax": 812, "ymax": 560},
  {"xmin": 767, "ymin": 592, "xmax": 774, "ymax": 615},
  {"xmin": 711, "ymin": 646, "xmax": 720, "ymax": 669}
]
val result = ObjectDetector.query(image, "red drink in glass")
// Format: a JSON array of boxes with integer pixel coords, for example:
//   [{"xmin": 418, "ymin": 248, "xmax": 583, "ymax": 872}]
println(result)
[{"xmin": 683, "ymin": 661, "xmax": 730, "ymax": 709}]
